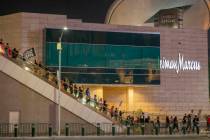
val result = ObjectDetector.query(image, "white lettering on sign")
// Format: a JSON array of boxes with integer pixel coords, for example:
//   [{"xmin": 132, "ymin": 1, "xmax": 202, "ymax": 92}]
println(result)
[{"xmin": 160, "ymin": 53, "xmax": 201, "ymax": 74}]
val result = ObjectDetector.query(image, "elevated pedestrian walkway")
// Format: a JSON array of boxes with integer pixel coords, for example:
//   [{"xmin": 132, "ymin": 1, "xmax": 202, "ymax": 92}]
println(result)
[{"xmin": 0, "ymin": 54, "xmax": 123, "ymax": 132}]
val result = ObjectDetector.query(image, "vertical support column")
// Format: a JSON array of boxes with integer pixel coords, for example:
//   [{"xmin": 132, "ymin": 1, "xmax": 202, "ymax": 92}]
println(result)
[
  {"xmin": 14, "ymin": 124, "xmax": 18, "ymax": 137},
  {"xmin": 97, "ymin": 123, "xmax": 100, "ymax": 136},
  {"xmin": 127, "ymin": 87, "xmax": 134, "ymax": 111},
  {"xmin": 112, "ymin": 123, "xmax": 115, "ymax": 136},
  {"xmin": 65, "ymin": 123, "xmax": 69, "ymax": 136},
  {"xmin": 48, "ymin": 124, "xmax": 52, "ymax": 136},
  {"xmin": 31, "ymin": 123, "xmax": 35, "ymax": 137},
  {"xmin": 127, "ymin": 125, "xmax": 130, "ymax": 135}
]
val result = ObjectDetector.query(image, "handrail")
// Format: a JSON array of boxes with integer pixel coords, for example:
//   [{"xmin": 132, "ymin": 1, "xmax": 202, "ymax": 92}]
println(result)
[{"xmin": 0, "ymin": 122, "xmax": 208, "ymax": 137}]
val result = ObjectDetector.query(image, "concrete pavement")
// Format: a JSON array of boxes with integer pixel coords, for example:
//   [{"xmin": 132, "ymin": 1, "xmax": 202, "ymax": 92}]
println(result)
[{"xmin": 0, "ymin": 135, "xmax": 209, "ymax": 140}]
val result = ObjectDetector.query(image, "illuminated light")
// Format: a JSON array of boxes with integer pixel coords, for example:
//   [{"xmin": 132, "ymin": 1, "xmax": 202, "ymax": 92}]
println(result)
[
  {"xmin": 81, "ymin": 98, "xmax": 86, "ymax": 104},
  {"xmin": 24, "ymin": 67, "xmax": 30, "ymax": 71},
  {"xmin": 128, "ymin": 87, "xmax": 134, "ymax": 111},
  {"xmin": 160, "ymin": 53, "xmax": 201, "ymax": 74},
  {"xmin": 63, "ymin": 27, "xmax": 68, "ymax": 30},
  {"xmin": 90, "ymin": 101, "xmax": 95, "ymax": 107},
  {"xmin": 0, "ymin": 46, "xmax": 5, "ymax": 54}
]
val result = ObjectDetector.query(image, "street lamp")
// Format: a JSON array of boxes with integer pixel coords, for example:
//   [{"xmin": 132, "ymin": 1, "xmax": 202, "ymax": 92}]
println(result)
[{"xmin": 57, "ymin": 26, "xmax": 68, "ymax": 136}]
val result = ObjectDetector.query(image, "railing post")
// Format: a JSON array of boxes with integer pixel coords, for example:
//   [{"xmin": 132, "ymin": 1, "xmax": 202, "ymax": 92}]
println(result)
[
  {"xmin": 169, "ymin": 124, "xmax": 172, "ymax": 135},
  {"xmin": 155, "ymin": 124, "xmax": 159, "ymax": 135},
  {"xmin": 81, "ymin": 126, "xmax": 85, "ymax": 136},
  {"xmin": 196, "ymin": 125, "xmax": 200, "ymax": 135},
  {"xmin": 31, "ymin": 123, "xmax": 35, "ymax": 137},
  {"xmin": 14, "ymin": 124, "xmax": 18, "ymax": 137},
  {"xmin": 97, "ymin": 123, "xmax": 100, "ymax": 136},
  {"xmin": 48, "ymin": 124, "xmax": 52, "ymax": 137},
  {"xmin": 141, "ymin": 123, "xmax": 145, "ymax": 135},
  {"xmin": 65, "ymin": 123, "xmax": 69, "ymax": 136},
  {"xmin": 112, "ymin": 123, "xmax": 115, "ymax": 136},
  {"xmin": 182, "ymin": 125, "xmax": 186, "ymax": 135},
  {"xmin": 127, "ymin": 125, "xmax": 130, "ymax": 136}
]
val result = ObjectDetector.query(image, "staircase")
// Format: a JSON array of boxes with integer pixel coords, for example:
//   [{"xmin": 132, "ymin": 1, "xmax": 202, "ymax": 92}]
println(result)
[{"xmin": 0, "ymin": 54, "xmax": 123, "ymax": 132}]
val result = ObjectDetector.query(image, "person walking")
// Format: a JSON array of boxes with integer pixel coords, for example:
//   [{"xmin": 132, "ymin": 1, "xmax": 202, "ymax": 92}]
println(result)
[
  {"xmin": 169, "ymin": 116, "xmax": 174, "ymax": 135},
  {"xmin": 85, "ymin": 88, "xmax": 91, "ymax": 104},
  {"xmin": 140, "ymin": 112, "xmax": 145, "ymax": 135},
  {"xmin": 114, "ymin": 108, "xmax": 118, "ymax": 121},
  {"xmin": 186, "ymin": 114, "xmax": 192, "ymax": 133},
  {"xmin": 78, "ymin": 87, "xmax": 83, "ymax": 100},
  {"xmin": 4, "ymin": 43, "xmax": 9, "ymax": 57},
  {"xmin": 173, "ymin": 116, "xmax": 179, "ymax": 134},
  {"xmin": 193, "ymin": 115, "xmax": 200, "ymax": 134},
  {"xmin": 182, "ymin": 114, "xmax": 187, "ymax": 134},
  {"xmin": 154, "ymin": 116, "xmax": 160, "ymax": 135}
]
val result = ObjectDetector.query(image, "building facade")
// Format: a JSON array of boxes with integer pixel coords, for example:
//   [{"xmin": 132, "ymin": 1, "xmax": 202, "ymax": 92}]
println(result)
[
  {"xmin": 0, "ymin": 12, "xmax": 209, "ymax": 117},
  {"xmin": 106, "ymin": 0, "xmax": 210, "ymax": 30}
]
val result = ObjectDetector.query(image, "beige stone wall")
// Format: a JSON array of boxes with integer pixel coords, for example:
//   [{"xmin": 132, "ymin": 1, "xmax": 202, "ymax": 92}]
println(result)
[
  {"xmin": 0, "ymin": 13, "xmax": 22, "ymax": 51},
  {"xmin": 21, "ymin": 13, "xmax": 68, "ymax": 62},
  {"xmin": 0, "ymin": 13, "xmax": 68, "ymax": 63},
  {"xmin": 0, "ymin": 71, "xmax": 95, "ymax": 128}
]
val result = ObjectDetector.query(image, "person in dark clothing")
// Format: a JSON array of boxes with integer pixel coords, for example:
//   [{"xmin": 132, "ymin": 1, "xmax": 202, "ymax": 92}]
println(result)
[
  {"xmin": 186, "ymin": 114, "xmax": 192, "ymax": 133},
  {"xmin": 169, "ymin": 116, "xmax": 174, "ymax": 134},
  {"xmin": 93, "ymin": 94, "xmax": 98, "ymax": 108},
  {"xmin": 126, "ymin": 115, "xmax": 131, "ymax": 126},
  {"xmin": 34, "ymin": 59, "xmax": 38, "ymax": 65},
  {"xmin": 85, "ymin": 88, "xmax": 90, "ymax": 104},
  {"xmin": 103, "ymin": 100, "xmax": 107, "ymax": 112},
  {"xmin": 78, "ymin": 87, "xmax": 83, "ymax": 99},
  {"xmin": 140, "ymin": 112, "xmax": 145, "ymax": 134},
  {"xmin": 207, "ymin": 115, "xmax": 210, "ymax": 131},
  {"xmin": 166, "ymin": 116, "xmax": 170, "ymax": 128},
  {"xmin": 193, "ymin": 115, "xmax": 200, "ymax": 134},
  {"xmin": 140, "ymin": 112, "xmax": 145, "ymax": 124},
  {"xmin": 173, "ymin": 116, "xmax": 179, "ymax": 133},
  {"xmin": 110, "ymin": 106, "xmax": 114, "ymax": 118},
  {"xmin": 73, "ymin": 85, "xmax": 78, "ymax": 97},
  {"xmin": 12, "ymin": 48, "xmax": 19, "ymax": 58},
  {"xmin": 69, "ymin": 83, "xmax": 73, "ymax": 94},
  {"xmin": 182, "ymin": 114, "xmax": 187, "ymax": 134},
  {"xmin": 38, "ymin": 61, "xmax": 43, "ymax": 68},
  {"xmin": 119, "ymin": 110, "xmax": 123, "ymax": 122},
  {"xmin": 154, "ymin": 116, "xmax": 160, "ymax": 135},
  {"xmin": 4, "ymin": 43, "xmax": 9, "ymax": 57},
  {"xmin": 0, "ymin": 39, "xmax": 3, "ymax": 45},
  {"xmin": 114, "ymin": 108, "xmax": 118, "ymax": 121},
  {"xmin": 63, "ymin": 81, "xmax": 68, "ymax": 91}
]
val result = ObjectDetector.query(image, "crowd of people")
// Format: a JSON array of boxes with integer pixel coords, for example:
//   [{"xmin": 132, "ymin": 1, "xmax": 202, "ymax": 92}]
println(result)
[
  {"xmin": 59, "ymin": 79, "xmax": 124, "ymax": 121},
  {"xmin": 0, "ymin": 39, "xmax": 19, "ymax": 58},
  {"xmin": 165, "ymin": 113, "xmax": 200, "ymax": 134},
  {"xmin": 122, "ymin": 112, "xmax": 201, "ymax": 134}
]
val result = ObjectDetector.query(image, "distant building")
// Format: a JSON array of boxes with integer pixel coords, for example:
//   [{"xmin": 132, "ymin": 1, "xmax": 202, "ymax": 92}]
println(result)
[{"xmin": 106, "ymin": 0, "xmax": 210, "ymax": 30}]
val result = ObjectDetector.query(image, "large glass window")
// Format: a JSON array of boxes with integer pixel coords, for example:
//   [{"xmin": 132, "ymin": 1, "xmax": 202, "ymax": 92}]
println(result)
[{"xmin": 44, "ymin": 29, "xmax": 160, "ymax": 85}]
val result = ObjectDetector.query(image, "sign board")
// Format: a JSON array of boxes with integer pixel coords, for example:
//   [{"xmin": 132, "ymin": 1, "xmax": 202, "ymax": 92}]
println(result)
[
  {"xmin": 160, "ymin": 53, "xmax": 201, "ymax": 74},
  {"xmin": 23, "ymin": 48, "xmax": 36, "ymax": 60}
]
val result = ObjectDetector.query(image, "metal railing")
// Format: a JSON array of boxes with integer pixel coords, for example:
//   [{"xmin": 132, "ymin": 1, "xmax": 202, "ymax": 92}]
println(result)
[{"xmin": 0, "ymin": 122, "xmax": 208, "ymax": 137}]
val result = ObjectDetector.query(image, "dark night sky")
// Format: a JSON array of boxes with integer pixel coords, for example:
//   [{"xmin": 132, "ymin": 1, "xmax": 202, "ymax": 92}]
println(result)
[{"xmin": 0, "ymin": 0, "xmax": 114, "ymax": 23}]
